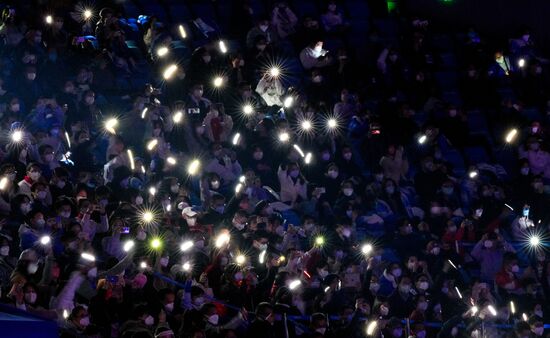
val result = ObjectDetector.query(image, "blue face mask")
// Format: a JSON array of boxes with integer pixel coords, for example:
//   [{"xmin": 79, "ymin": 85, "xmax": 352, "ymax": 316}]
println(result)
[{"xmin": 289, "ymin": 170, "xmax": 299, "ymax": 178}]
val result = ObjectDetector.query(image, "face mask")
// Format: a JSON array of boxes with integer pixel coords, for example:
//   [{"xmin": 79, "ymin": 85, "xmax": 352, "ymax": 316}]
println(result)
[
  {"xmin": 79, "ymin": 316, "xmax": 90, "ymax": 327},
  {"xmin": 164, "ymin": 302, "xmax": 174, "ymax": 312},
  {"xmin": 448, "ymin": 225, "xmax": 457, "ymax": 232},
  {"xmin": 496, "ymin": 56, "xmax": 504, "ymax": 63},
  {"xmin": 449, "ymin": 109, "xmax": 457, "ymax": 117},
  {"xmin": 136, "ymin": 230, "xmax": 146, "ymax": 241},
  {"xmin": 195, "ymin": 240, "xmax": 205, "ymax": 249},
  {"xmin": 87, "ymin": 267, "xmax": 97, "ymax": 279},
  {"xmin": 511, "ymin": 265, "xmax": 520, "ymax": 273},
  {"xmin": 321, "ymin": 153, "xmax": 330, "ymax": 161},
  {"xmin": 484, "ymin": 240, "xmax": 493, "ymax": 248},
  {"xmin": 202, "ymin": 55, "xmax": 211, "ymax": 63},
  {"xmin": 234, "ymin": 272, "xmax": 244, "ymax": 281},
  {"xmin": 343, "ymin": 188, "xmax": 353, "ymax": 197},
  {"xmin": 170, "ymin": 185, "xmax": 179, "ymax": 193},
  {"xmin": 475, "ymin": 209, "xmax": 483, "ymax": 217},
  {"xmin": 451, "ymin": 327, "xmax": 459, "ymax": 336},
  {"xmin": 211, "ymin": 181, "xmax": 220, "ymax": 189},
  {"xmin": 418, "ymin": 281, "xmax": 429, "ymax": 290},
  {"xmin": 316, "ymin": 328, "xmax": 326, "ymax": 335},
  {"xmin": 187, "ymin": 217, "xmax": 197, "ymax": 227},
  {"xmin": 44, "ymin": 154, "xmax": 54, "ymax": 162},
  {"xmin": 369, "ymin": 282, "xmax": 380, "ymax": 293},
  {"xmin": 312, "ymin": 75, "xmax": 323, "ymax": 83},
  {"xmin": 68, "ymin": 241, "xmax": 78, "ymax": 251},
  {"xmin": 28, "ymin": 262, "xmax": 39, "ymax": 274},
  {"xmin": 522, "ymin": 34, "xmax": 530, "ymax": 42},
  {"xmin": 392, "ymin": 268, "xmax": 402, "ymax": 278},
  {"xmin": 160, "ymin": 257, "xmax": 169, "ymax": 267},
  {"xmin": 144, "ymin": 315, "xmax": 154, "ymax": 326},
  {"xmin": 407, "ymin": 262, "xmax": 416, "ymax": 271},
  {"xmin": 35, "ymin": 218, "xmax": 45, "ymax": 228},
  {"xmin": 399, "ymin": 285, "xmax": 411, "ymax": 294},
  {"xmin": 234, "ymin": 223, "xmax": 245, "ymax": 231},
  {"xmin": 21, "ymin": 203, "xmax": 32, "ymax": 214},
  {"xmin": 289, "ymin": 170, "xmax": 299, "ymax": 178},
  {"xmin": 318, "ymin": 269, "xmax": 329, "ymax": 279},
  {"xmin": 535, "ymin": 310, "xmax": 543, "ymax": 318},
  {"xmin": 418, "ymin": 301, "xmax": 428, "ymax": 311},
  {"xmin": 431, "ymin": 247, "xmax": 440, "ymax": 255},
  {"xmin": 60, "ymin": 211, "xmax": 71, "ymax": 218},
  {"xmin": 343, "ymin": 152, "xmax": 352, "ymax": 160},
  {"xmin": 257, "ymin": 44, "xmax": 267, "ymax": 51},
  {"xmin": 193, "ymin": 297, "xmax": 205, "ymax": 306},
  {"xmin": 327, "ymin": 170, "xmax": 338, "ymax": 179},
  {"xmin": 135, "ymin": 196, "xmax": 143, "ymax": 205},
  {"xmin": 392, "ymin": 329, "xmax": 403, "ymax": 337},
  {"xmin": 37, "ymin": 191, "xmax": 47, "ymax": 200},
  {"xmin": 29, "ymin": 172, "xmax": 41, "ymax": 181},
  {"xmin": 534, "ymin": 327, "xmax": 544, "ymax": 336},
  {"xmin": 85, "ymin": 97, "xmax": 94, "ymax": 105},
  {"xmin": 253, "ymin": 151, "xmax": 263, "ymax": 160},
  {"xmin": 259, "ymin": 25, "xmax": 268, "ymax": 32},
  {"xmin": 342, "ymin": 229, "xmax": 351, "ymax": 237},
  {"xmin": 11, "ymin": 103, "xmax": 20, "ymax": 112},
  {"xmin": 416, "ymin": 330, "xmax": 427, "ymax": 338},
  {"xmin": 24, "ymin": 292, "xmax": 37, "ymax": 304},
  {"xmin": 208, "ymin": 314, "xmax": 219, "ymax": 325},
  {"xmin": 380, "ymin": 305, "xmax": 389, "ymax": 316},
  {"xmin": 7, "ymin": 173, "xmax": 16, "ymax": 181},
  {"xmin": 346, "ymin": 210, "xmax": 353, "ymax": 218},
  {"xmin": 258, "ymin": 243, "xmax": 268, "ymax": 251},
  {"xmin": 214, "ymin": 206, "xmax": 225, "ymax": 214},
  {"xmin": 314, "ymin": 46, "xmax": 323, "ymax": 53},
  {"xmin": 27, "ymin": 73, "xmax": 37, "ymax": 81},
  {"xmin": 0, "ymin": 246, "xmax": 9, "ymax": 256},
  {"xmin": 385, "ymin": 186, "xmax": 395, "ymax": 194}
]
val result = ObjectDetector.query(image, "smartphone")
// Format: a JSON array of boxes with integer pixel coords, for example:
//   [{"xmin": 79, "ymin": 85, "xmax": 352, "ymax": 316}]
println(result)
[
  {"xmin": 523, "ymin": 206, "xmax": 530, "ymax": 218},
  {"xmin": 121, "ymin": 226, "xmax": 130, "ymax": 234}
]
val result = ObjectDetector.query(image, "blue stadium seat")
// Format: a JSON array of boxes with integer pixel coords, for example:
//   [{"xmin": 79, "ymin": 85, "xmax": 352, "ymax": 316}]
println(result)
[
  {"xmin": 494, "ymin": 148, "xmax": 517, "ymax": 176},
  {"xmin": 143, "ymin": 4, "xmax": 167, "ymax": 22},
  {"xmin": 344, "ymin": 0, "xmax": 370, "ymax": 20},
  {"xmin": 464, "ymin": 146, "xmax": 489, "ymax": 165},
  {"xmin": 189, "ymin": 2, "xmax": 217, "ymax": 24},
  {"xmin": 434, "ymin": 71, "xmax": 458, "ymax": 90},
  {"xmin": 443, "ymin": 150, "xmax": 466, "ymax": 175},
  {"xmin": 467, "ymin": 112, "xmax": 489, "ymax": 134}
]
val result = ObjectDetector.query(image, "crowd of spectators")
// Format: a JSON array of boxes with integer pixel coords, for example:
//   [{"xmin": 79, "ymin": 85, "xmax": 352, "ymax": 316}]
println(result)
[{"xmin": 1, "ymin": 0, "xmax": 550, "ymax": 337}]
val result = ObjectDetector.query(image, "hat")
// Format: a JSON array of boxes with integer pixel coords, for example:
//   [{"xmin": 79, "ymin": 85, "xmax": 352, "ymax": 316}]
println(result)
[{"xmin": 182, "ymin": 206, "xmax": 200, "ymax": 217}]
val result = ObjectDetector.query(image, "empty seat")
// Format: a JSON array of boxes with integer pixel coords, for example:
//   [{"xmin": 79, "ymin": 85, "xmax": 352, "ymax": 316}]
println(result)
[{"xmin": 443, "ymin": 150, "xmax": 466, "ymax": 175}]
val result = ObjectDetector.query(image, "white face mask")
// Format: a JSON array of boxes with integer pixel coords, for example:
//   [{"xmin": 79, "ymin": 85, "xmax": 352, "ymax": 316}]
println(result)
[
  {"xmin": 170, "ymin": 185, "xmax": 179, "ymax": 193},
  {"xmin": 60, "ymin": 211, "xmax": 71, "ymax": 218},
  {"xmin": 343, "ymin": 188, "xmax": 353, "ymax": 197},
  {"xmin": 87, "ymin": 267, "xmax": 98, "ymax": 279},
  {"xmin": 135, "ymin": 196, "xmax": 144, "ymax": 205},
  {"xmin": 484, "ymin": 240, "xmax": 493, "ymax": 248},
  {"xmin": 164, "ymin": 302, "xmax": 174, "ymax": 312},
  {"xmin": 380, "ymin": 305, "xmax": 389, "ymax": 316},
  {"xmin": 0, "ymin": 246, "xmax": 9, "ymax": 256},
  {"xmin": 193, "ymin": 297, "xmax": 205, "ymax": 306},
  {"xmin": 234, "ymin": 272, "xmax": 244, "ymax": 281},
  {"xmin": 316, "ymin": 327, "xmax": 327, "ymax": 335},
  {"xmin": 234, "ymin": 222, "xmax": 245, "ymax": 231},
  {"xmin": 418, "ymin": 281, "xmax": 429, "ymax": 290},
  {"xmin": 327, "ymin": 170, "xmax": 338, "ymax": 178},
  {"xmin": 208, "ymin": 314, "xmax": 219, "ymax": 325},
  {"xmin": 29, "ymin": 172, "xmax": 41, "ymax": 181},
  {"xmin": 137, "ymin": 230, "xmax": 146, "ymax": 241},
  {"xmin": 24, "ymin": 292, "xmax": 37, "ymax": 304},
  {"xmin": 259, "ymin": 24, "xmax": 268, "ymax": 32},
  {"xmin": 369, "ymin": 282, "xmax": 380, "ymax": 293},
  {"xmin": 37, "ymin": 191, "xmax": 47, "ymax": 200},
  {"xmin": 79, "ymin": 316, "xmax": 90, "ymax": 327},
  {"xmin": 27, "ymin": 262, "xmax": 39, "ymax": 274},
  {"xmin": 318, "ymin": 269, "xmax": 329, "ymax": 278},
  {"xmin": 160, "ymin": 257, "xmax": 169, "ymax": 267},
  {"xmin": 211, "ymin": 180, "xmax": 220, "ymax": 189},
  {"xmin": 144, "ymin": 315, "xmax": 154, "ymax": 326}
]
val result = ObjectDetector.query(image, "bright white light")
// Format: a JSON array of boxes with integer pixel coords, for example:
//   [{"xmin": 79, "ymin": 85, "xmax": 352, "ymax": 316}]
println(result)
[
  {"xmin": 150, "ymin": 238, "xmax": 162, "ymax": 249},
  {"xmin": 288, "ymin": 279, "xmax": 302, "ymax": 290},
  {"xmin": 293, "ymin": 144, "xmax": 305, "ymax": 157},
  {"xmin": 278, "ymin": 132, "xmax": 290, "ymax": 143},
  {"xmin": 469, "ymin": 170, "xmax": 478, "ymax": 179},
  {"xmin": 173, "ymin": 111, "xmax": 183, "ymax": 123},
  {"xmin": 215, "ymin": 232, "xmax": 230, "ymax": 248},
  {"xmin": 182, "ymin": 262, "xmax": 191, "ymax": 271},
  {"xmin": 327, "ymin": 118, "xmax": 338, "ymax": 129},
  {"xmin": 522, "ymin": 313, "xmax": 528, "ymax": 321},
  {"xmin": 213, "ymin": 76, "xmax": 224, "ymax": 88},
  {"xmin": 418, "ymin": 135, "xmax": 427, "ymax": 144},
  {"xmin": 487, "ymin": 305, "xmax": 497, "ymax": 317},
  {"xmin": 178, "ymin": 25, "xmax": 187, "ymax": 39},
  {"xmin": 366, "ymin": 321, "xmax": 378, "ymax": 335},
  {"xmin": 105, "ymin": 118, "xmax": 118, "ymax": 134},
  {"xmin": 510, "ymin": 301, "xmax": 516, "ymax": 314},
  {"xmin": 239, "ymin": 175, "xmax": 246, "ymax": 183},
  {"xmin": 63, "ymin": 309, "xmax": 69, "ymax": 319},
  {"xmin": 187, "ymin": 159, "xmax": 201, "ymax": 175},
  {"xmin": 45, "ymin": 15, "xmax": 53, "ymax": 24},
  {"xmin": 123, "ymin": 240, "xmax": 135, "ymax": 252},
  {"xmin": 11, "ymin": 130, "xmax": 23, "ymax": 142},
  {"xmin": 471, "ymin": 306, "xmax": 478, "ymax": 315},
  {"xmin": 283, "ymin": 96, "xmax": 294, "ymax": 108},
  {"xmin": 163, "ymin": 64, "xmax": 178, "ymax": 80},
  {"xmin": 157, "ymin": 46, "xmax": 169, "ymax": 57},
  {"xmin": 81, "ymin": 252, "xmax": 96, "ymax": 262},
  {"xmin": 65, "ymin": 131, "xmax": 71, "ymax": 148},
  {"xmin": 269, "ymin": 67, "xmax": 280, "ymax": 77},
  {"xmin": 219, "ymin": 40, "xmax": 228, "ymax": 54},
  {"xmin": 180, "ymin": 240, "xmax": 194, "ymax": 252},
  {"xmin": 530, "ymin": 235, "xmax": 541, "ymax": 246},
  {"xmin": 141, "ymin": 165, "xmax": 146, "ymax": 174},
  {"xmin": 505, "ymin": 128, "xmax": 518, "ymax": 143},
  {"xmin": 361, "ymin": 243, "xmax": 373, "ymax": 255},
  {"xmin": 0, "ymin": 177, "xmax": 8, "ymax": 190},
  {"xmin": 301, "ymin": 120, "xmax": 312, "ymax": 131},
  {"xmin": 147, "ymin": 139, "xmax": 158, "ymax": 151},
  {"xmin": 518, "ymin": 58, "xmax": 525, "ymax": 68},
  {"xmin": 141, "ymin": 107, "xmax": 148, "ymax": 119},
  {"xmin": 314, "ymin": 236, "xmax": 325, "ymax": 246},
  {"xmin": 235, "ymin": 254, "xmax": 246, "ymax": 265},
  {"xmin": 40, "ymin": 235, "xmax": 51, "ymax": 245},
  {"xmin": 259, "ymin": 250, "xmax": 267, "ymax": 264},
  {"xmin": 304, "ymin": 152, "xmax": 313, "ymax": 164},
  {"xmin": 127, "ymin": 149, "xmax": 135, "ymax": 170},
  {"xmin": 243, "ymin": 104, "xmax": 253, "ymax": 115},
  {"xmin": 454, "ymin": 286, "xmax": 462, "ymax": 299},
  {"xmin": 140, "ymin": 261, "xmax": 148, "ymax": 269},
  {"xmin": 166, "ymin": 156, "xmax": 177, "ymax": 165},
  {"xmin": 149, "ymin": 187, "xmax": 157, "ymax": 196},
  {"xmin": 232, "ymin": 133, "xmax": 241, "ymax": 145},
  {"xmin": 83, "ymin": 9, "xmax": 93, "ymax": 20},
  {"xmin": 235, "ymin": 183, "xmax": 243, "ymax": 194},
  {"xmin": 142, "ymin": 211, "xmax": 154, "ymax": 223}
]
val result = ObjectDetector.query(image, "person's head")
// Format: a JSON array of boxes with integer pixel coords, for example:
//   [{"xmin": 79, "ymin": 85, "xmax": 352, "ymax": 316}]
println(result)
[
  {"xmin": 503, "ymin": 253, "xmax": 519, "ymax": 273},
  {"xmin": 310, "ymin": 313, "xmax": 327, "ymax": 334},
  {"xmin": 159, "ymin": 289, "xmax": 176, "ymax": 312},
  {"xmin": 256, "ymin": 302, "xmax": 274, "ymax": 323},
  {"xmin": 287, "ymin": 162, "xmax": 300, "ymax": 178},
  {"xmin": 69, "ymin": 306, "xmax": 90, "ymax": 330},
  {"xmin": 398, "ymin": 276, "xmax": 412, "ymax": 294},
  {"xmin": 253, "ymin": 230, "xmax": 269, "ymax": 250},
  {"xmin": 494, "ymin": 50, "xmax": 504, "ymax": 62},
  {"xmin": 530, "ymin": 318, "xmax": 544, "ymax": 336},
  {"xmin": 191, "ymin": 84, "xmax": 204, "ymax": 99},
  {"xmin": 416, "ymin": 275, "xmax": 431, "ymax": 292},
  {"xmin": 26, "ymin": 163, "xmax": 41, "ymax": 182},
  {"xmin": 210, "ymin": 193, "xmax": 226, "ymax": 213},
  {"xmin": 201, "ymin": 303, "xmax": 219, "ymax": 325},
  {"xmin": 327, "ymin": 1, "xmax": 338, "ymax": 12},
  {"xmin": 515, "ymin": 321, "xmax": 532, "ymax": 338}
]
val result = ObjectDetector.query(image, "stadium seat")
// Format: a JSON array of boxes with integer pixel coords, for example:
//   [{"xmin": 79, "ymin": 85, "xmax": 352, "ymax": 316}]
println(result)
[
  {"xmin": 442, "ymin": 150, "xmax": 466, "ymax": 175},
  {"xmin": 464, "ymin": 146, "xmax": 489, "ymax": 165},
  {"xmin": 467, "ymin": 111, "xmax": 489, "ymax": 134}
]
